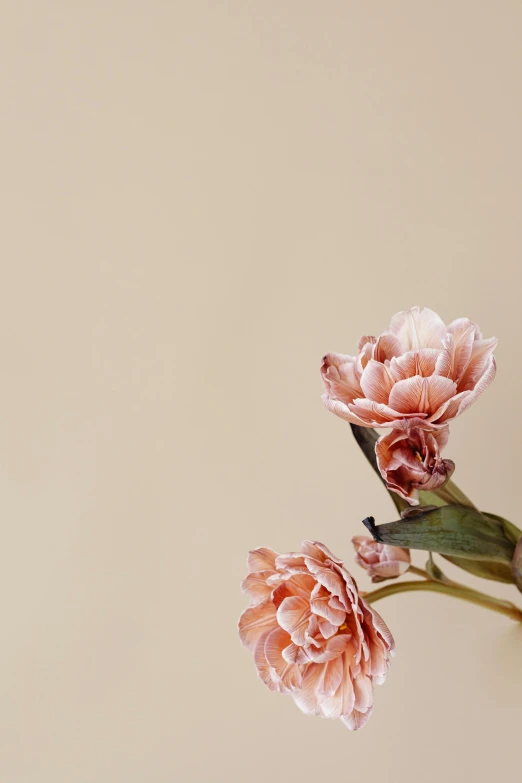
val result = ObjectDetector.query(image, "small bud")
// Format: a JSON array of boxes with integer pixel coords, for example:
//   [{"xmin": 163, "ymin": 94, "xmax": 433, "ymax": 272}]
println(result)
[{"xmin": 352, "ymin": 536, "xmax": 410, "ymax": 583}]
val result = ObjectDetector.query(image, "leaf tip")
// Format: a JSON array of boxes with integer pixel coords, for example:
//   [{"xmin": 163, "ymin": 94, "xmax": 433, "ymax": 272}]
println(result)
[{"xmin": 362, "ymin": 516, "xmax": 382, "ymax": 542}]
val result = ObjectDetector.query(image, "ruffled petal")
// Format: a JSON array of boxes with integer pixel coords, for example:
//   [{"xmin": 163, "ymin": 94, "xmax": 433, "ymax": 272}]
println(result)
[
  {"xmin": 348, "ymin": 397, "xmax": 426, "ymax": 426},
  {"xmin": 321, "ymin": 394, "xmax": 376, "ymax": 426},
  {"xmin": 389, "ymin": 349, "xmax": 439, "ymax": 381},
  {"xmin": 310, "ymin": 592, "xmax": 346, "ymax": 625},
  {"xmin": 372, "ymin": 333, "xmax": 403, "ymax": 362},
  {"xmin": 291, "ymin": 663, "xmax": 323, "ymax": 716},
  {"xmin": 435, "ymin": 318, "xmax": 476, "ymax": 383},
  {"xmin": 238, "ymin": 598, "xmax": 278, "ymax": 651},
  {"xmin": 458, "ymin": 337, "xmax": 498, "ymax": 393},
  {"xmin": 264, "ymin": 626, "xmax": 303, "ymax": 690},
  {"xmin": 360, "ymin": 360, "xmax": 394, "ymax": 404},
  {"xmin": 254, "ymin": 630, "xmax": 286, "ymax": 692},
  {"xmin": 388, "ymin": 307, "xmax": 447, "ymax": 351},
  {"xmin": 317, "ymin": 656, "xmax": 345, "ymax": 700},
  {"xmin": 276, "ymin": 596, "xmax": 311, "ymax": 645},
  {"xmin": 388, "ymin": 375, "xmax": 456, "ymax": 416},
  {"xmin": 241, "ymin": 570, "xmax": 275, "ymax": 606},
  {"xmin": 456, "ymin": 355, "xmax": 497, "ymax": 416},
  {"xmin": 321, "ymin": 353, "xmax": 362, "ymax": 404},
  {"xmin": 340, "ymin": 705, "xmax": 373, "ymax": 731},
  {"xmin": 247, "ymin": 548, "xmax": 278, "ymax": 573},
  {"xmin": 306, "ymin": 633, "xmax": 352, "ymax": 663},
  {"xmin": 301, "ymin": 540, "xmax": 343, "ymax": 564}
]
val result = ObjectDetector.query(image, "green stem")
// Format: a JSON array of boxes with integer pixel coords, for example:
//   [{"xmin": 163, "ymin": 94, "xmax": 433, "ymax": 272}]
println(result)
[
  {"xmin": 434, "ymin": 478, "xmax": 477, "ymax": 510},
  {"xmin": 365, "ymin": 579, "xmax": 522, "ymax": 623},
  {"xmin": 408, "ymin": 565, "xmax": 430, "ymax": 579}
]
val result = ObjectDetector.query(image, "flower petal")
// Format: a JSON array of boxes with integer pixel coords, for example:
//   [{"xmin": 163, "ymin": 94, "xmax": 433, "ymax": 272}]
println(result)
[
  {"xmin": 435, "ymin": 318, "xmax": 476, "ymax": 383},
  {"xmin": 388, "ymin": 375, "xmax": 456, "ymax": 415},
  {"xmin": 247, "ymin": 548, "xmax": 278, "ymax": 573},
  {"xmin": 360, "ymin": 360, "xmax": 394, "ymax": 404},
  {"xmin": 456, "ymin": 355, "xmax": 497, "ymax": 416},
  {"xmin": 316, "ymin": 656, "xmax": 345, "ymax": 700},
  {"xmin": 389, "ymin": 349, "xmax": 439, "ymax": 381},
  {"xmin": 372, "ymin": 333, "xmax": 403, "ymax": 362},
  {"xmin": 340, "ymin": 705, "xmax": 373, "ymax": 731},
  {"xmin": 348, "ymin": 397, "xmax": 426, "ymax": 425},
  {"xmin": 276, "ymin": 596, "xmax": 311, "ymax": 646},
  {"xmin": 310, "ymin": 593, "xmax": 346, "ymax": 625},
  {"xmin": 388, "ymin": 307, "xmax": 447, "ymax": 351},
  {"xmin": 291, "ymin": 664, "xmax": 323, "ymax": 716},
  {"xmin": 321, "ymin": 394, "xmax": 376, "ymax": 426},
  {"xmin": 241, "ymin": 570, "xmax": 275, "ymax": 606},
  {"xmin": 458, "ymin": 337, "xmax": 497, "ymax": 393},
  {"xmin": 321, "ymin": 353, "xmax": 362, "ymax": 404},
  {"xmin": 254, "ymin": 630, "xmax": 286, "ymax": 692},
  {"xmin": 301, "ymin": 540, "xmax": 343, "ymax": 564},
  {"xmin": 306, "ymin": 633, "xmax": 352, "ymax": 663},
  {"xmin": 238, "ymin": 598, "xmax": 277, "ymax": 651}
]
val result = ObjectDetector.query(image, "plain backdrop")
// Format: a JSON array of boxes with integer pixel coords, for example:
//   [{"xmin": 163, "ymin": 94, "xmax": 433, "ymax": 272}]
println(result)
[{"xmin": 1, "ymin": 2, "xmax": 521, "ymax": 782}]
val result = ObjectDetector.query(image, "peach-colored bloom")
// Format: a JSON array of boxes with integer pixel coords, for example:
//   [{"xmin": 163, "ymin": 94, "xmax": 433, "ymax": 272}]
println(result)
[
  {"xmin": 352, "ymin": 536, "xmax": 411, "ymax": 582},
  {"xmin": 238, "ymin": 541, "xmax": 394, "ymax": 730},
  {"xmin": 321, "ymin": 307, "xmax": 497, "ymax": 429},
  {"xmin": 375, "ymin": 420, "xmax": 455, "ymax": 504}
]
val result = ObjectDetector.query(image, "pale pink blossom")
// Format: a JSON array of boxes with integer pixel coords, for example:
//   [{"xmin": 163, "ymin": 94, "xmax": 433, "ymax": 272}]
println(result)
[
  {"xmin": 352, "ymin": 536, "xmax": 411, "ymax": 582},
  {"xmin": 238, "ymin": 541, "xmax": 394, "ymax": 730},
  {"xmin": 321, "ymin": 307, "xmax": 497, "ymax": 429},
  {"xmin": 376, "ymin": 420, "xmax": 455, "ymax": 504}
]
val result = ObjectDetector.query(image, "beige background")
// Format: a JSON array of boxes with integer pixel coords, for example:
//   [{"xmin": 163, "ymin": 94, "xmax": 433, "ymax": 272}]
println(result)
[{"xmin": 1, "ymin": 1, "xmax": 521, "ymax": 781}]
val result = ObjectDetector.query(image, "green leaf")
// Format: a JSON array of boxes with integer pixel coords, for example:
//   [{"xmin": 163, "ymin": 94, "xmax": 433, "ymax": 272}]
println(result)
[
  {"xmin": 362, "ymin": 506, "xmax": 516, "ymax": 564},
  {"xmin": 481, "ymin": 513, "xmax": 522, "ymax": 546},
  {"xmin": 441, "ymin": 555, "xmax": 515, "ymax": 584},
  {"xmin": 511, "ymin": 537, "xmax": 522, "ymax": 593}
]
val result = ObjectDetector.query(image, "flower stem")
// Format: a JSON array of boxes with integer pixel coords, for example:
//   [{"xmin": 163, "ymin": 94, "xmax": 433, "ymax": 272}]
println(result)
[
  {"xmin": 407, "ymin": 565, "xmax": 430, "ymax": 579},
  {"xmin": 365, "ymin": 579, "xmax": 522, "ymax": 623}
]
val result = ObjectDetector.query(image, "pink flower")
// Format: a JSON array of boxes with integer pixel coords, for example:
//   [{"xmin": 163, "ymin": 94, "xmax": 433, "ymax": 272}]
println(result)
[
  {"xmin": 352, "ymin": 536, "xmax": 411, "ymax": 582},
  {"xmin": 321, "ymin": 307, "xmax": 497, "ymax": 429},
  {"xmin": 375, "ymin": 420, "xmax": 455, "ymax": 504},
  {"xmin": 238, "ymin": 541, "xmax": 394, "ymax": 730}
]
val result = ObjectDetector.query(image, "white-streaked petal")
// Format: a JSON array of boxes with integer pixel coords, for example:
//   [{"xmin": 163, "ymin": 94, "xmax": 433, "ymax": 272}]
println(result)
[
  {"xmin": 241, "ymin": 570, "xmax": 275, "ymax": 605},
  {"xmin": 457, "ymin": 337, "xmax": 498, "ymax": 392},
  {"xmin": 247, "ymin": 548, "xmax": 278, "ymax": 573},
  {"xmin": 456, "ymin": 355, "xmax": 497, "ymax": 416},
  {"xmin": 389, "ymin": 349, "xmax": 439, "ymax": 381},
  {"xmin": 388, "ymin": 307, "xmax": 447, "ymax": 351},
  {"xmin": 349, "ymin": 397, "xmax": 426, "ymax": 425},
  {"xmin": 388, "ymin": 375, "xmax": 456, "ymax": 415},
  {"xmin": 321, "ymin": 394, "xmax": 376, "ymax": 426},
  {"xmin": 238, "ymin": 598, "xmax": 278, "ymax": 651},
  {"xmin": 372, "ymin": 333, "xmax": 403, "ymax": 362},
  {"xmin": 340, "ymin": 705, "xmax": 373, "ymax": 731},
  {"xmin": 321, "ymin": 353, "xmax": 362, "ymax": 404},
  {"xmin": 360, "ymin": 360, "xmax": 394, "ymax": 404},
  {"xmin": 276, "ymin": 596, "xmax": 311, "ymax": 645}
]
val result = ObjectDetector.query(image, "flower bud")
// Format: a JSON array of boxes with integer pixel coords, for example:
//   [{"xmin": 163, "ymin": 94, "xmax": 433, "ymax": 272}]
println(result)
[
  {"xmin": 352, "ymin": 536, "xmax": 411, "ymax": 582},
  {"xmin": 376, "ymin": 420, "xmax": 455, "ymax": 505}
]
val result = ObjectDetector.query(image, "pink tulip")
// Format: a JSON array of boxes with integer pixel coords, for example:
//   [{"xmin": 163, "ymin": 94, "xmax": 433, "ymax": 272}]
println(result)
[
  {"xmin": 375, "ymin": 420, "xmax": 455, "ymax": 504},
  {"xmin": 321, "ymin": 307, "xmax": 496, "ymax": 429},
  {"xmin": 352, "ymin": 536, "xmax": 411, "ymax": 582},
  {"xmin": 238, "ymin": 541, "xmax": 394, "ymax": 730}
]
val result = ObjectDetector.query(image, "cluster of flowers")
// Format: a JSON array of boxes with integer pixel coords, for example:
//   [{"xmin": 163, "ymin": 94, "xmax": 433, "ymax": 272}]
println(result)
[
  {"xmin": 322, "ymin": 306, "xmax": 496, "ymax": 503},
  {"xmin": 238, "ymin": 307, "xmax": 498, "ymax": 731}
]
